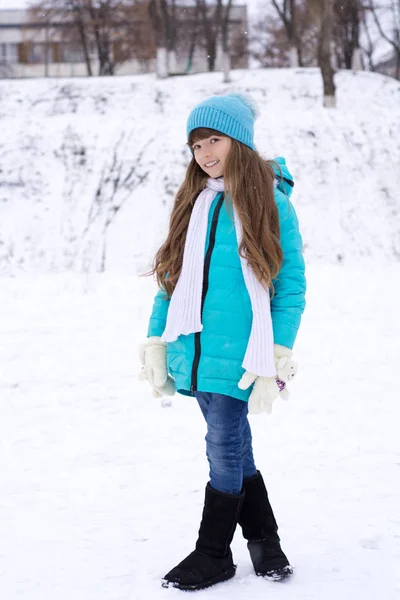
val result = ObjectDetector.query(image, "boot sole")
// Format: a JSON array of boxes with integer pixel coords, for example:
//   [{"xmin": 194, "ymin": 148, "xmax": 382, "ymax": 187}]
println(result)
[
  {"xmin": 161, "ymin": 565, "xmax": 236, "ymax": 591},
  {"xmin": 256, "ymin": 565, "xmax": 294, "ymax": 581}
]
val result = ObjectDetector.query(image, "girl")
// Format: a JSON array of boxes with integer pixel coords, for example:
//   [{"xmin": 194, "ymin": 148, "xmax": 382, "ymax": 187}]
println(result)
[{"xmin": 139, "ymin": 93, "xmax": 306, "ymax": 591}]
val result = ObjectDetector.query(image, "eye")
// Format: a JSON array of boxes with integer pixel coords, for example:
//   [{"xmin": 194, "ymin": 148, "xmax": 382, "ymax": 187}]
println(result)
[
  {"xmin": 192, "ymin": 143, "xmax": 200, "ymax": 151},
  {"xmin": 210, "ymin": 137, "xmax": 220, "ymax": 144}
]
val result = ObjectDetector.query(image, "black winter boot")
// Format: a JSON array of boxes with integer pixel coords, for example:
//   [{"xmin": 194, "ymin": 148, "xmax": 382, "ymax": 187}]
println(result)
[
  {"xmin": 162, "ymin": 483, "xmax": 245, "ymax": 591},
  {"xmin": 239, "ymin": 471, "xmax": 293, "ymax": 581}
]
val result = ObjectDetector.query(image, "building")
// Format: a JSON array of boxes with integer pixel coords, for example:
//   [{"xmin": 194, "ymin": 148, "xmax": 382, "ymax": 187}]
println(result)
[{"xmin": 0, "ymin": 5, "xmax": 248, "ymax": 78}]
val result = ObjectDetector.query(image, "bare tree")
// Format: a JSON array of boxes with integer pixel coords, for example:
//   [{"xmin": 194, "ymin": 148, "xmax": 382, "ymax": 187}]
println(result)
[
  {"xmin": 228, "ymin": 21, "xmax": 249, "ymax": 68},
  {"xmin": 270, "ymin": 0, "xmax": 303, "ymax": 67},
  {"xmin": 250, "ymin": 16, "xmax": 291, "ymax": 67},
  {"xmin": 148, "ymin": 0, "xmax": 166, "ymax": 77},
  {"xmin": 193, "ymin": 0, "xmax": 237, "ymax": 75},
  {"xmin": 85, "ymin": 0, "xmax": 144, "ymax": 75},
  {"xmin": 185, "ymin": 4, "xmax": 201, "ymax": 72},
  {"xmin": 360, "ymin": 6, "xmax": 378, "ymax": 71},
  {"xmin": 333, "ymin": 0, "xmax": 363, "ymax": 70},
  {"xmin": 168, "ymin": 0, "xmax": 178, "ymax": 72},
  {"xmin": 220, "ymin": 0, "xmax": 234, "ymax": 81},
  {"xmin": 30, "ymin": 0, "xmax": 93, "ymax": 75},
  {"xmin": 316, "ymin": 0, "xmax": 336, "ymax": 107},
  {"xmin": 148, "ymin": 0, "xmax": 180, "ymax": 77},
  {"xmin": 31, "ymin": 0, "xmax": 142, "ymax": 76},
  {"xmin": 114, "ymin": 3, "xmax": 155, "ymax": 72},
  {"xmin": 250, "ymin": 2, "xmax": 318, "ymax": 68},
  {"xmin": 367, "ymin": 0, "xmax": 400, "ymax": 79},
  {"xmin": 70, "ymin": 0, "xmax": 93, "ymax": 74},
  {"xmin": 85, "ymin": 0, "xmax": 114, "ymax": 75},
  {"xmin": 196, "ymin": 0, "xmax": 223, "ymax": 71}
]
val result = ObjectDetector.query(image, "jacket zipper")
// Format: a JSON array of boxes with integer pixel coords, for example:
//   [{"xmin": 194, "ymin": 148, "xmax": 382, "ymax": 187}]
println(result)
[{"xmin": 190, "ymin": 193, "xmax": 225, "ymax": 393}]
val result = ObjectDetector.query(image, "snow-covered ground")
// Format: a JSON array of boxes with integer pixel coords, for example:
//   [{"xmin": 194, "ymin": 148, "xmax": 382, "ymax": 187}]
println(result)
[
  {"xmin": 1, "ymin": 68, "xmax": 400, "ymax": 275},
  {"xmin": 1, "ymin": 264, "xmax": 399, "ymax": 600},
  {"xmin": 1, "ymin": 68, "xmax": 400, "ymax": 598}
]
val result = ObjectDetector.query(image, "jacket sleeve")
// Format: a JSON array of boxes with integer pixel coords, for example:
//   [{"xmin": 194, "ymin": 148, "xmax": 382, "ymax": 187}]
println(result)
[
  {"xmin": 271, "ymin": 191, "xmax": 306, "ymax": 349},
  {"xmin": 147, "ymin": 287, "xmax": 171, "ymax": 338}
]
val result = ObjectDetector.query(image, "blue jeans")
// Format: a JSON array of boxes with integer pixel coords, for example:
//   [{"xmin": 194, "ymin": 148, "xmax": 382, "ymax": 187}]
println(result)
[{"xmin": 195, "ymin": 392, "xmax": 257, "ymax": 495}]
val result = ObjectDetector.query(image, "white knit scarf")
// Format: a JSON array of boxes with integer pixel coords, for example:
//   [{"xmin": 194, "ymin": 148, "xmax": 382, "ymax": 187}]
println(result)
[{"xmin": 161, "ymin": 178, "xmax": 276, "ymax": 378}]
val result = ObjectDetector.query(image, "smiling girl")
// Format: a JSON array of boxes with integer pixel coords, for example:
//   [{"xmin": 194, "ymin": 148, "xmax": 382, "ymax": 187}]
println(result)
[
  {"xmin": 192, "ymin": 133, "xmax": 232, "ymax": 178},
  {"xmin": 140, "ymin": 93, "xmax": 306, "ymax": 591}
]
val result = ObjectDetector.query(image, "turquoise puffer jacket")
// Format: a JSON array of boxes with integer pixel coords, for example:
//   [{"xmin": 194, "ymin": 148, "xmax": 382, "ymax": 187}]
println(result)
[{"xmin": 147, "ymin": 157, "xmax": 306, "ymax": 402}]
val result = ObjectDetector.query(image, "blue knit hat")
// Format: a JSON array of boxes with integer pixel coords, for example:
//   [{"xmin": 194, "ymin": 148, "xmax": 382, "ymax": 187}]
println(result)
[{"xmin": 186, "ymin": 93, "xmax": 258, "ymax": 150}]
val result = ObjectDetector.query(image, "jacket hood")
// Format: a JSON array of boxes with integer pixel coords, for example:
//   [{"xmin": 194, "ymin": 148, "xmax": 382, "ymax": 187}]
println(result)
[{"xmin": 272, "ymin": 157, "xmax": 294, "ymax": 198}]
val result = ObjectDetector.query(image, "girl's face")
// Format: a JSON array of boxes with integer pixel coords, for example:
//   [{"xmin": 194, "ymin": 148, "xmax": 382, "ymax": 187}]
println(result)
[{"xmin": 192, "ymin": 134, "xmax": 232, "ymax": 178}]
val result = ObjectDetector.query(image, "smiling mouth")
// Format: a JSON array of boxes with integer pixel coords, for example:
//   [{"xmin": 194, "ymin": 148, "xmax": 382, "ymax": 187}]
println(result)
[{"xmin": 205, "ymin": 160, "xmax": 219, "ymax": 168}]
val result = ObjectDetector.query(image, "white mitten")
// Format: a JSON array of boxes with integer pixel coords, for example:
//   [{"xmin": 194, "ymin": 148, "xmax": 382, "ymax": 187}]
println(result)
[
  {"xmin": 238, "ymin": 372, "xmax": 281, "ymax": 414},
  {"xmin": 138, "ymin": 336, "xmax": 176, "ymax": 398},
  {"xmin": 274, "ymin": 344, "xmax": 298, "ymax": 382}
]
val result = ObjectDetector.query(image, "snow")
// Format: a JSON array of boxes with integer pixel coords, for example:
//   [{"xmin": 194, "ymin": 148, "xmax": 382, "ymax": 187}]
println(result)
[
  {"xmin": 1, "ymin": 68, "xmax": 400, "ymax": 598},
  {"xmin": 1, "ymin": 69, "xmax": 400, "ymax": 275},
  {"xmin": 1, "ymin": 266, "xmax": 399, "ymax": 599}
]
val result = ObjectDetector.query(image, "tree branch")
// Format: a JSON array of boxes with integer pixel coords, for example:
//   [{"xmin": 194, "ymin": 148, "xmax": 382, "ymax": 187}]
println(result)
[{"xmin": 367, "ymin": 1, "xmax": 400, "ymax": 52}]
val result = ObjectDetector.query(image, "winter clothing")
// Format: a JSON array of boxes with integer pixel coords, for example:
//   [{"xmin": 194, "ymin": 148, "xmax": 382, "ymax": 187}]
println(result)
[
  {"xmin": 162, "ymin": 483, "xmax": 245, "ymax": 591},
  {"xmin": 138, "ymin": 337, "xmax": 175, "ymax": 397},
  {"xmin": 237, "ymin": 344, "xmax": 297, "ymax": 413},
  {"xmin": 274, "ymin": 344, "xmax": 298, "ymax": 382},
  {"xmin": 195, "ymin": 392, "xmax": 257, "ymax": 494},
  {"xmin": 161, "ymin": 178, "xmax": 224, "ymax": 342},
  {"xmin": 147, "ymin": 157, "xmax": 306, "ymax": 403},
  {"xmin": 238, "ymin": 371, "xmax": 283, "ymax": 414},
  {"xmin": 239, "ymin": 471, "xmax": 293, "ymax": 580},
  {"xmin": 187, "ymin": 93, "xmax": 257, "ymax": 150},
  {"xmin": 161, "ymin": 177, "xmax": 276, "ymax": 379}
]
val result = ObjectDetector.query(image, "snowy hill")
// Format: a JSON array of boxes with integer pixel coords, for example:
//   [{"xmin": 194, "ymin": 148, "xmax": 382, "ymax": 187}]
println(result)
[{"xmin": 1, "ymin": 68, "xmax": 399, "ymax": 275}]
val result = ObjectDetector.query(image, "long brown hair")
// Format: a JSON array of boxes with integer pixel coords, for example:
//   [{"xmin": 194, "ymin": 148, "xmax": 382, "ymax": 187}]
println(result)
[{"xmin": 148, "ymin": 128, "xmax": 283, "ymax": 298}]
